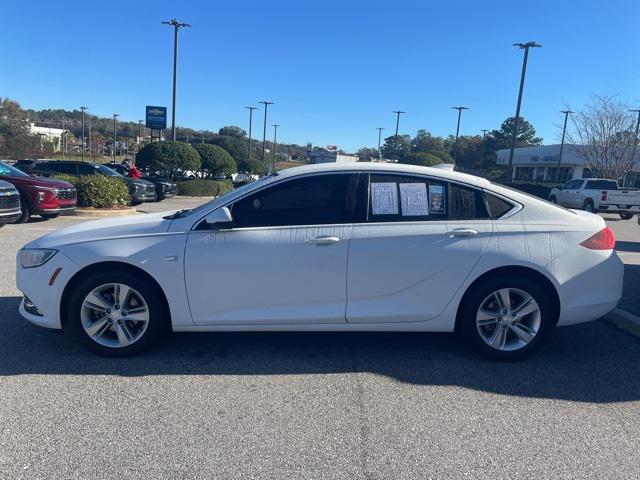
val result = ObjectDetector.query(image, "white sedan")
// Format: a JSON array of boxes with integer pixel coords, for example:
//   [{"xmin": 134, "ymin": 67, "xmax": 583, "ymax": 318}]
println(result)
[{"xmin": 16, "ymin": 163, "xmax": 623, "ymax": 360}]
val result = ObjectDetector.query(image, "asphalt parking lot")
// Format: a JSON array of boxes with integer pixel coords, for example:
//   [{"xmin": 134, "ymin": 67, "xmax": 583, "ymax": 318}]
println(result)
[{"xmin": 1, "ymin": 201, "xmax": 639, "ymax": 479}]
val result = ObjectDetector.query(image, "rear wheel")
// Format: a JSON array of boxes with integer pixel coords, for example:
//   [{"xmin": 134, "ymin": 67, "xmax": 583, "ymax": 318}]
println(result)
[
  {"xmin": 619, "ymin": 212, "xmax": 634, "ymax": 220},
  {"xmin": 549, "ymin": 195, "xmax": 557, "ymax": 204},
  {"xmin": 459, "ymin": 275, "xmax": 555, "ymax": 360},
  {"xmin": 65, "ymin": 269, "xmax": 169, "ymax": 356},
  {"xmin": 583, "ymin": 199, "xmax": 595, "ymax": 213}
]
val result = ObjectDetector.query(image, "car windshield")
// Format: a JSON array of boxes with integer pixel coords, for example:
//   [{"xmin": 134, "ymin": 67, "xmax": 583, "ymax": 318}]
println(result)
[
  {"xmin": 94, "ymin": 164, "xmax": 124, "ymax": 177},
  {"xmin": 0, "ymin": 161, "xmax": 28, "ymax": 177}
]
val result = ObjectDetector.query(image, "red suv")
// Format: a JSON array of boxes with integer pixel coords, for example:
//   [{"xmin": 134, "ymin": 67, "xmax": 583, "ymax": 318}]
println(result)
[{"xmin": 0, "ymin": 161, "xmax": 77, "ymax": 223}]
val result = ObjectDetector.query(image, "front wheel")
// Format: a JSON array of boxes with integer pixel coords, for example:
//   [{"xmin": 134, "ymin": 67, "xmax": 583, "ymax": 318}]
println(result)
[
  {"xmin": 14, "ymin": 196, "xmax": 31, "ymax": 224},
  {"xmin": 65, "ymin": 269, "xmax": 169, "ymax": 356},
  {"xmin": 619, "ymin": 212, "xmax": 634, "ymax": 220},
  {"xmin": 459, "ymin": 276, "xmax": 555, "ymax": 360},
  {"xmin": 583, "ymin": 199, "xmax": 596, "ymax": 213}
]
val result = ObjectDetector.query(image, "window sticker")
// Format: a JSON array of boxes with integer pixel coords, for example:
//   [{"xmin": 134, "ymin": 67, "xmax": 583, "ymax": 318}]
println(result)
[
  {"xmin": 371, "ymin": 182, "xmax": 398, "ymax": 215},
  {"xmin": 399, "ymin": 183, "xmax": 428, "ymax": 216},
  {"xmin": 428, "ymin": 184, "xmax": 446, "ymax": 214}
]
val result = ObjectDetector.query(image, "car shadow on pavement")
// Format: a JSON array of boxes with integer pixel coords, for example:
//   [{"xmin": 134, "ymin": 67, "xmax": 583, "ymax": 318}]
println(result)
[
  {"xmin": 0, "ymin": 295, "xmax": 638, "ymax": 404},
  {"xmin": 617, "ymin": 241, "xmax": 640, "ymax": 253}
]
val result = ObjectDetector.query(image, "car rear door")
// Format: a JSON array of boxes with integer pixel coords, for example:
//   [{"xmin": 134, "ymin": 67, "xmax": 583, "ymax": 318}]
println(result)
[
  {"xmin": 184, "ymin": 172, "xmax": 358, "ymax": 326},
  {"xmin": 346, "ymin": 173, "xmax": 493, "ymax": 324}
]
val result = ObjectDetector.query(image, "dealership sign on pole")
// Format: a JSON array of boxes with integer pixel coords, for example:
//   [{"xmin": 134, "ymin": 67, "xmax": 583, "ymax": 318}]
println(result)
[{"xmin": 145, "ymin": 106, "xmax": 167, "ymax": 130}]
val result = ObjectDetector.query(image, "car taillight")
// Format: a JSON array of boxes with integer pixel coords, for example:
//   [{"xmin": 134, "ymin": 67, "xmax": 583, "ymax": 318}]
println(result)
[
  {"xmin": 580, "ymin": 227, "xmax": 615, "ymax": 250},
  {"xmin": 601, "ymin": 191, "xmax": 607, "ymax": 201}
]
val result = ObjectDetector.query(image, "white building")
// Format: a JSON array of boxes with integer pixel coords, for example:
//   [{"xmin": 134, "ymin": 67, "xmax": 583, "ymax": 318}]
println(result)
[
  {"xmin": 306, "ymin": 146, "xmax": 359, "ymax": 164},
  {"xmin": 29, "ymin": 123, "xmax": 65, "ymax": 152},
  {"xmin": 497, "ymin": 144, "xmax": 640, "ymax": 187}
]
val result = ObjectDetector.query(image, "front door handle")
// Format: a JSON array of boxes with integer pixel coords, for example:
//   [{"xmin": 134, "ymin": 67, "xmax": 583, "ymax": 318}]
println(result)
[
  {"xmin": 445, "ymin": 228, "xmax": 478, "ymax": 237},
  {"xmin": 306, "ymin": 236, "xmax": 340, "ymax": 245}
]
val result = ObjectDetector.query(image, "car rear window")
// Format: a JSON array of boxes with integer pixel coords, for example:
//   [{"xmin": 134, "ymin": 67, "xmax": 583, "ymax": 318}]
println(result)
[{"xmin": 586, "ymin": 180, "xmax": 618, "ymax": 190}]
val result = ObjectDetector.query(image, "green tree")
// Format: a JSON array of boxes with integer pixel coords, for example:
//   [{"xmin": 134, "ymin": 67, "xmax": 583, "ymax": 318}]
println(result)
[
  {"xmin": 380, "ymin": 134, "xmax": 411, "ymax": 160},
  {"xmin": 194, "ymin": 144, "xmax": 237, "ymax": 177},
  {"xmin": 490, "ymin": 117, "xmax": 542, "ymax": 150},
  {"xmin": 211, "ymin": 135, "xmax": 247, "ymax": 163},
  {"xmin": 411, "ymin": 129, "xmax": 446, "ymax": 153},
  {"xmin": 356, "ymin": 147, "xmax": 380, "ymax": 160},
  {"xmin": 237, "ymin": 158, "xmax": 267, "ymax": 176},
  {"xmin": 218, "ymin": 126, "xmax": 246, "ymax": 138},
  {"xmin": 402, "ymin": 152, "xmax": 448, "ymax": 167},
  {"xmin": 136, "ymin": 141, "xmax": 201, "ymax": 180}
]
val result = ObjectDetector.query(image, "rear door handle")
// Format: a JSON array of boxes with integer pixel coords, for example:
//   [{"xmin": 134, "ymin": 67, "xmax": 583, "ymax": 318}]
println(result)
[
  {"xmin": 306, "ymin": 236, "xmax": 340, "ymax": 245},
  {"xmin": 445, "ymin": 228, "xmax": 478, "ymax": 237}
]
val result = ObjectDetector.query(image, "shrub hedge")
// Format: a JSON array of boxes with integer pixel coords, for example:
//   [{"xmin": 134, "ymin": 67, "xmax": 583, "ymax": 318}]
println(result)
[
  {"xmin": 55, "ymin": 174, "xmax": 131, "ymax": 208},
  {"xmin": 176, "ymin": 179, "xmax": 233, "ymax": 197}
]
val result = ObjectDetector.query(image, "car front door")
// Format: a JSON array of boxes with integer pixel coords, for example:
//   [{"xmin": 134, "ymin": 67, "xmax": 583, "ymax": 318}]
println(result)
[
  {"xmin": 346, "ymin": 173, "xmax": 493, "ymax": 324},
  {"xmin": 184, "ymin": 173, "xmax": 357, "ymax": 326},
  {"xmin": 563, "ymin": 180, "xmax": 584, "ymax": 207}
]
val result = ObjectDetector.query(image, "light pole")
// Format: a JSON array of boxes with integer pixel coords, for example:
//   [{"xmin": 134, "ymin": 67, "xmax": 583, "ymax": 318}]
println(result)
[
  {"xmin": 259, "ymin": 101, "xmax": 273, "ymax": 165},
  {"xmin": 451, "ymin": 106, "xmax": 469, "ymax": 162},
  {"xmin": 272, "ymin": 124, "xmax": 280, "ymax": 173},
  {"xmin": 481, "ymin": 129, "xmax": 489, "ymax": 141},
  {"xmin": 376, "ymin": 127, "xmax": 385, "ymax": 160},
  {"xmin": 138, "ymin": 120, "xmax": 143, "ymax": 142},
  {"xmin": 630, "ymin": 109, "xmax": 640, "ymax": 159},
  {"xmin": 80, "ymin": 106, "xmax": 88, "ymax": 161},
  {"xmin": 557, "ymin": 110, "xmax": 574, "ymax": 168},
  {"xmin": 88, "ymin": 120, "xmax": 92, "ymax": 160},
  {"xmin": 507, "ymin": 41, "xmax": 541, "ymax": 180},
  {"xmin": 245, "ymin": 106, "xmax": 257, "ymax": 162},
  {"xmin": 392, "ymin": 110, "xmax": 405, "ymax": 162},
  {"xmin": 162, "ymin": 18, "xmax": 191, "ymax": 141},
  {"xmin": 113, "ymin": 114, "xmax": 119, "ymax": 162}
]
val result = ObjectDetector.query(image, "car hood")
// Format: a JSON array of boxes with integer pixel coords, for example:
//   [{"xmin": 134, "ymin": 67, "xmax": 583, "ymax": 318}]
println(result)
[
  {"xmin": 25, "ymin": 211, "xmax": 175, "ymax": 249},
  {"xmin": 5, "ymin": 175, "xmax": 74, "ymax": 189}
]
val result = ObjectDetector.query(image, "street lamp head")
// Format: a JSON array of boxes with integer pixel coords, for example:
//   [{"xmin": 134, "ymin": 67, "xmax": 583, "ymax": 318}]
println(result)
[
  {"xmin": 452, "ymin": 106, "xmax": 469, "ymax": 111},
  {"xmin": 392, "ymin": 110, "xmax": 406, "ymax": 114},
  {"xmin": 259, "ymin": 101, "xmax": 274, "ymax": 106},
  {"xmin": 80, "ymin": 106, "xmax": 88, "ymax": 111},
  {"xmin": 513, "ymin": 41, "xmax": 542, "ymax": 49},
  {"xmin": 629, "ymin": 109, "xmax": 640, "ymax": 113},
  {"xmin": 245, "ymin": 106, "xmax": 257, "ymax": 110},
  {"xmin": 113, "ymin": 114, "xmax": 119, "ymax": 119},
  {"xmin": 560, "ymin": 110, "xmax": 574, "ymax": 114},
  {"xmin": 162, "ymin": 18, "xmax": 191, "ymax": 28}
]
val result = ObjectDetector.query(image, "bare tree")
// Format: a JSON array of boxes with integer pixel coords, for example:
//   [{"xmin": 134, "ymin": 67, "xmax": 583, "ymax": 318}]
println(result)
[{"xmin": 567, "ymin": 95, "xmax": 639, "ymax": 180}]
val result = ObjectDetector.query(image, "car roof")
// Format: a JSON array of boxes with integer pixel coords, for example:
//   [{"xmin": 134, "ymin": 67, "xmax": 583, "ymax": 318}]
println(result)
[{"xmin": 273, "ymin": 162, "xmax": 491, "ymax": 187}]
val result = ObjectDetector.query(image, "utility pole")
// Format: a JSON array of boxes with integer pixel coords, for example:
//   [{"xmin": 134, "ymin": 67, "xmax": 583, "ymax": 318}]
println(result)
[
  {"xmin": 558, "ymin": 110, "xmax": 574, "ymax": 167},
  {"xmin": 392, "ymin": 110, "xmax": 405, "ymax": 162},
  {"xmin": 61, "ymin": 120, "xmax": 66, "ymax": 159},
  {"xmin": 451, "ymin": 106, "xmax": 469, "ymax": 162},
  {"xmin": 88, "ymin": 120, "xmax": 92, "ymax": 160},
  {"xmin": 138, "ymin": 120, "xmax": 143, "ymax": 143},
  {"xmin": 272, "ymin": 124, "xmax": 280, "ymax": 173},
  {"xmin": 113, "ymin": 114, "xmax": 119, "ymax": 163},
  {"xmin": 80, "ymin": 106, "xmax": 88, "ymax": 161},
  {"xmin": 630, "ymin": 109, "xmax": 640, "ymax": 160},
  {"xmin": 162, "ymin": 18, "xmax": 191, "ymax": 141},
  {"xmin": 507, "ymin": 41, "xmax": 541, "ymax": 180},
  {"xmin": 259, "ymin": 101, "xmax": 274, "ymax": 166},
  {"xmin": 481, "ymin": 129, "xmax": 489, "ymax": 141},
  {"xmin": 245, "ymin": 106, "xmax": 257, "ymax": 162},
  {"xmin": 376, "ymin": 127, "xmax": 385, "ymax": 160}
]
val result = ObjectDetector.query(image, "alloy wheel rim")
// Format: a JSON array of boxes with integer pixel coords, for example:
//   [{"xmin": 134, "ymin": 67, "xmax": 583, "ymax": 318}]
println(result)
[
  {"xmin": 81, "ymin": 283, "xmax": 149, "ymax": 348},
  {"xmin": 476, "ymin": 288, "xmax": 541, "ymax": 352}
]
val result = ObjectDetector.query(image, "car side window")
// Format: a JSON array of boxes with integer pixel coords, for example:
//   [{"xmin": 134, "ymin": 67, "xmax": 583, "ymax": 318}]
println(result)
[
  {"xmin": 230, "ymin": 173, "xmax": 354, "ymax": 228},
  {"xmin": 449, "ymin": 183, "xmax": 490, "ymax": 220},
  {"xmin": 44, "ymin": 162, "xmax": 77, "ymax": 175},
  {"xmin": 484, "ymin": 193, "xmax": 514, "ymax": 219},
  {"xmin": 77, "ymin": 163, "xmax": 96, "ymax": 175},
  {"xmin": 365, "ymin": 174, "xmax": 447, "ymax": 222}
]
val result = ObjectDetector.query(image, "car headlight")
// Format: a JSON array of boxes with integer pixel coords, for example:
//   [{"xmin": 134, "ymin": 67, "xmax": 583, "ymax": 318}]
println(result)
[{"xmin": 20, "ymin": 249, "xmax": 58, "ymax": 268}]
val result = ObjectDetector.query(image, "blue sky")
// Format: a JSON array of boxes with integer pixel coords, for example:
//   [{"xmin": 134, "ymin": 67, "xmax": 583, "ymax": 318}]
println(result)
[{"xmin": 2, "ymin": 0, "xmax": 639, "ymax": 151}]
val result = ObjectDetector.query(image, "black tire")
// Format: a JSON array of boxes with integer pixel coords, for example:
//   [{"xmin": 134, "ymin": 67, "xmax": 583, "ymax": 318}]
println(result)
[
  {"xmin": 458, "ymin": 275, "xmax": 555, "ymax": 361},
  {"xmin": 14, "ymin": 195, "xmax": 31, "ymax": 224},
  {"xmin": 64, "ymin": 269, "xmax": 169, "ymax": 357},
  {"xmin": 549, "ymin": 195, "xmax": 557, "ymax": 204},
  {"xmin": 40, "ymin": 213, "xmax": 59, "ymax": 220},
  {"xmin": 619, "ymin": 212, "xmax": 634, "ymax": 220},
  {"xmin": 583, "ymin": 199, "xmax": 595, "ymax": 213}
]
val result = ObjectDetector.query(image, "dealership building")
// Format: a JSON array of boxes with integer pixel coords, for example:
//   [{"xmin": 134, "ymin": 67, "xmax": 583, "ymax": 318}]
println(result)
[{"xmin": 497, "ymin": 144, "xmax": 640, "ymax": 187}]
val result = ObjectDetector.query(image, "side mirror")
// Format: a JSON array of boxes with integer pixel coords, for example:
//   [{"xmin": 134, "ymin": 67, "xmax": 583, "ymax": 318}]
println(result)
[{"xmin": 204, "ymin": 207, "xmax": 233, "ymax": 229}]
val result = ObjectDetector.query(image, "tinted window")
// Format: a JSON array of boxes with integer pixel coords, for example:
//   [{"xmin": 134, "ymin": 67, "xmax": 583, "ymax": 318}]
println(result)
[
  {"xmin": 366, "ymin": 174, "xmax": 446, "ymax": 222},
  {"xmin": 43, "ymin": 162, "xmax": 77, "ymax": 174},
  {"xmin": 449, "ymin": 184, "xmax": 489, "ymax": 220},
  {"xmin": 484, "ymin": 193, "xmax": 514, "ymax": 218},
  {"xmin": 0, "ymin": 162, "xmax": 28, "ymax": 177},
  {"xmin": 231, "ymin": 174, "xmax": 353, "ymax": 227},
  {"xmin": 586, "ymin": 180, "xmax": 618, "ymax": 190},
  {"xmin": 77, "ymin": 163, "xmax": 96, "ymax": 175},
  {"xmin": 94, "ymin": 164, "xmax": 123, "ymax": 177}
]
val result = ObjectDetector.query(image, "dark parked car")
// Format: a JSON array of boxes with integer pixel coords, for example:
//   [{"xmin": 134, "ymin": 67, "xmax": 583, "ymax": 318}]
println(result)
[
  {"xmin": 0, "ymin": 161, "xmax": 76, "ymax": 223},
  {"xmin": 24, "ymin": 160, "xmax": 157, "ymax": 204},
  {"xmin": 106, "ymin": 163, "xmax": 177, "ymax": 201},
  {"xmin": 0, "ymin": 179, "xmax": 21, "ymax": 227}
]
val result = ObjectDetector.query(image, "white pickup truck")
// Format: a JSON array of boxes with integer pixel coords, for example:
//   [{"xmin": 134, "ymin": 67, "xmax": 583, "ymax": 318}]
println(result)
[{"xmin": 549, "ymin": 178, "xmax": 640, "ymax": 219}]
